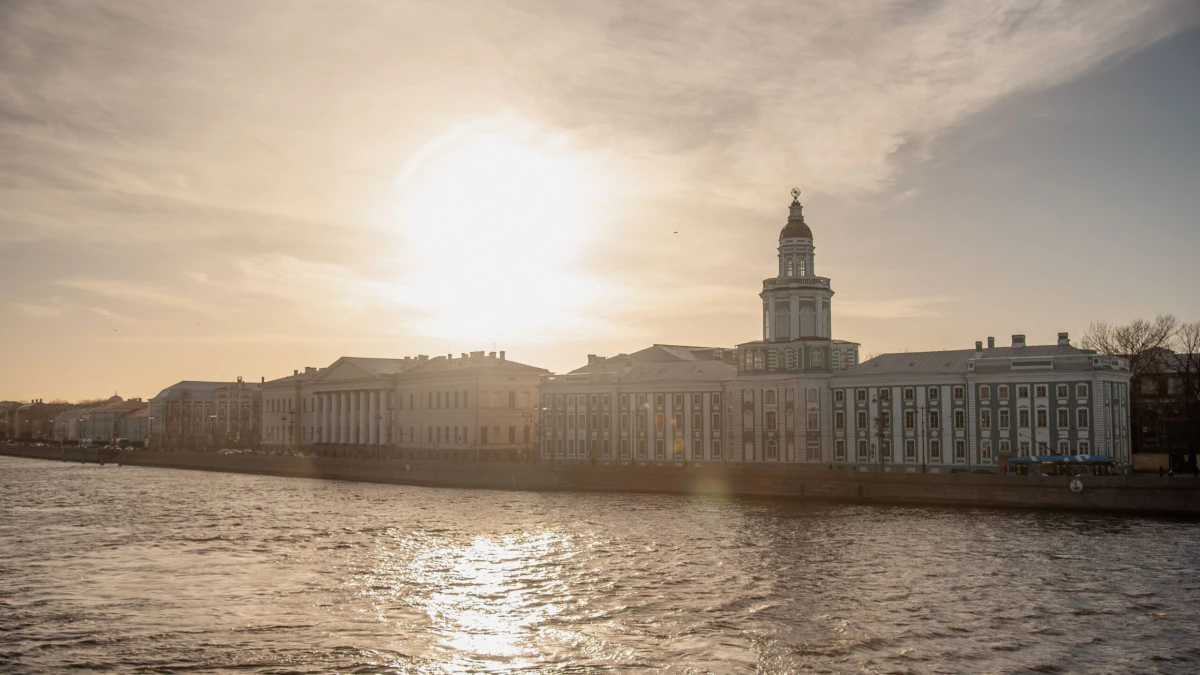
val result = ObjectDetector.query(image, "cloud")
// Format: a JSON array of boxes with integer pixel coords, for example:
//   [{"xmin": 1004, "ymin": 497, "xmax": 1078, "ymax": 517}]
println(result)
[
  {"xmin": 12, "ymin": 302, "xmax": 63, "ymax": 318},
  {"xmin": 55, "ymin": 277, "xmax": 229, "ymax": 316},
  {"xmin": 838, "ymin": 296, "xmax": 953, "ymax": 320}
]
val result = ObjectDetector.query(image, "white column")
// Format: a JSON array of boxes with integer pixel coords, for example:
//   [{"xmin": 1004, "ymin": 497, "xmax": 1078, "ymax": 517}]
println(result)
[
  {"xmin": 324, "ymin": 393, "xmax": 333, "ymax": 441},
  {"xmin": 331, "ymin": 393, "xmax": 339, "ymax": 444},
  {"xmin": 338, "ymin": 391, "xmax": 347, "ymax": 443},
  {"xmin": 347, "ymin": 391, "xmax": 356, "ymax": 444},
  {"xmin": 381, "ymin": 392, "xmax": 390, "ymax": 446},
  {"xmin": 368, "ymin": 391, "xmax": 378, "ymax": 445},
  {"xmin": 357, "ymin": 391, "xmax": 365, "ymax": 445}
]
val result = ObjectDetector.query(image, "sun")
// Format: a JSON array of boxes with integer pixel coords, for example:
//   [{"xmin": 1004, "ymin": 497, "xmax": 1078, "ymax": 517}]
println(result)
[{"xmin": 390, "ymin": 119, "xmax": 611, "ymax": 343}]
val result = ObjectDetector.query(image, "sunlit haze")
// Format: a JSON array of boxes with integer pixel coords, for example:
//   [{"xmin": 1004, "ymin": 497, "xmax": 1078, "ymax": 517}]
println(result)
[{"xmin": 2, "ymin": 1, "xmax": 1198, "ymax": 400}]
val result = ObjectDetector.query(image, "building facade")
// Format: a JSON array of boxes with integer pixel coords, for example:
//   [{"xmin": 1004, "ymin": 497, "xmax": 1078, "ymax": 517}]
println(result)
[
  {"xmin": 148, "ymin": 378, "xmax": 262, "ymax": 450},
  {"xmin": 259, "ymin": 350, "xmax": 547, "ymax": 461},
  {"xmin": 540, "ymin": 192, "xmax": 1133, "ymax": 472}
]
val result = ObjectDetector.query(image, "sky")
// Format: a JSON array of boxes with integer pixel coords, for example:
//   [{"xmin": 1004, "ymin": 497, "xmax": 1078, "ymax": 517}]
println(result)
[{"xmin": 2, "ymin": 1, "xmax": 1199, "ymax": 401}]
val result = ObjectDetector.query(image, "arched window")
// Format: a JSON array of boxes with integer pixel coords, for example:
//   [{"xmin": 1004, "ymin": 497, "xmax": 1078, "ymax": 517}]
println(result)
[
  {"xmin": 766, "ymin": 440, "xmax": 778, "ymax": 460},
  {"xmin": 743, "ymin": 409, "xmax": 754, "ymax": 428},
  {"xmin": 799, "ymin": 258, "xmax": 807, "ymax": 276},
  {"xmin": 754, "ymin": 351, "xmax": 765, "ymax": 369},
  {"xmin": 784, "ymin": 258, "xmax": 794, "ymax": 276}
]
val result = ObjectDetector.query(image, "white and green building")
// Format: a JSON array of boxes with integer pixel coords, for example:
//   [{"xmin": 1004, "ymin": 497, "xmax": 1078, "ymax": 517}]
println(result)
[{"xmin": 540, "ymin": 192, "xmax": 1132, "ymax": 472}]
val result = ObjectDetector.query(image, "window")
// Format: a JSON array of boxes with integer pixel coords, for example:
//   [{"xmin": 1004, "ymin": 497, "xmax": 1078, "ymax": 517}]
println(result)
[
  {"xmin": 953, "ymin": 386, "xmax": 964, "ymax": 400},
  {"xmin": 692, "ymin": 394, "xmax": 701, "ymax": 407},
  {"xmin": 1076, "ymin": 384, "xmax": 1088, "ymax": 398},
  {"xmin": 619, "ymin": 413, "xmax": 629, "ymax": 431},
  {"xmin": 1056, "ymin": 384, "xmax": 1068, "ymax": 399},
  {"xmin": 980, "ymin": 385, "xmax": 990, "ymax": 400},
  {"xmin": 591, "ymin": 414, "xmax": 599, "ymax": 430},
  {"xmin": 1057, "ymin": 409, "xmax": 1068, "ymax": 427},
  {"xmin": 765, "ymin": 411, "xmax": 777, "ymax": 430},
  {"xmin": 712, "ymin": 393, "xmax": 721, "ymax": 407},
  {"xmin": 692, "ymin": 439, "xmax": 702, "ymax": 460},
  {"xmin": 857, "ymin": 439, "xmax": 868, "ymax": 460},
  {"xmin": 981, "ymin": 440, "xmax": 992, "ymax": 460},
  {"xmin": 620, "ymin": 394, "xmax": 629, "ymax": 407},
  {"xmin": 712, "ymin": 440, "xmax": 722, "ymax": 459},
  {"xmin": 999, "ymin": 409, "xmax": 1010, "ymax": 428},
  {"xmin": 655, "ymin": 394, "xmax": 664, "ymax": 407},
  {"xmin": 998, "ymin": 385, "xmax": 1009, "ymax": 400},
  {"xmin": 904, "ymin": 410, "xmax": 915, "ymax": 429},
  {"xmin": 1078, "ymin": 440, "xmax": 1090, "ymax": 454},
  {"xmin": 637, "ymin": 438, "xmax": 647, "ymax": 458},
  {"xmin": 955, "ymin": 440, "xmax": 966, "ymax": 460},
  {"xmin": 1058, "ymin": 440, "xmax": 1070, "ymax": 453},
  {"xmin": 603, "ymin": 414, "xmax": 610, "ymax": 430},
  {"xmin": 568, "ymin": 414, "xmax": 575, "ymax": 429},
  {"xmin": 673, "ymin": 438, "xmax": 684, "ymax": 460},
  {"xmin": 954, "ymin": 410, "xmax": 965, "ymax": 429},
  {"xmin": 929, "ymin": 387, "xmax": 940, "ymax": 400},
  {"xmin": 578, "ymin": 414, "xmax": 585, "ymax": 429},
  {"xmin": 620, "ymin": 439, "xmax": 629, "ymax": 458},
  {"xmin": 808, "ymin": 411, "xmax": 819, "ymax": 429},
  {"xmin": 603, "ymin": 394, "xmax": 611, "ymax": 406},
  {"xmin": 856, "ymin": 411, "xmax": 867, "ymax": 428},
  {"xmin": 555, "ymin": 394, "xmax": 563, "ymax": 407},
  {"xmin": 1077, "ymin": 409, "xmax": 1089, "ymax": 428},
  {"xmin": 904, "ymin": 388, "xmax": 914, "ymax": 401},
  {"xmin": 567, "ymin": 440, "xmax": 575, "ymax": 458},
  {"xmin": 905, "ymin": 439, "xmax": 916, "ymax": 460},
  {"xmin": 835, "ymin": 439, "xmax": 845, "ymax": 460},
  {"xmin": 878, "ymin": 388, "xmax": 890, "ymax": 401},
  {"xmin": 929, "ymin": 410, "xmax": 940, "ymax": 429},
  {"xmin": 638, "ymin": 394, "xmax": 646, "ymax": 407},
  {"xmin": 1036, "ymin": 409, "xmax": 1048, "ymax": 428},
  {"xmin": 1019, "ymin": 440, "xmax": 1030, "ymax": 456},
  {"xmin": 655, "ymin": 438, "xmax": 665, "ymax": 459},
  {"xmin": 881, "ymin": 440, "xmax": 891, "ymax": 461},
  {"xmin": 1036, "ymin": 385, "xmax": 1047, "ymax": 398},
  {"xmin": 766, "ymin": 440, "xmax": 778, "ymax": 460},
  {"xmin": 693, "ymin": 412, "xmax": 702, "ymax": 429},
  {"xmin": 930, "ymin": 439, "xmax": 941, "ymax": 461},
  {"xmin": 602, "ymin": 439, "xmax": 611, "ymax": 458},
  {"xmin": 672, "ymin": 412, "xmax": 682, "ymax": 429},
  {"xmin": 980, "ymin": 409, "xmax": 992, "ymax": 429},
  {"xmin": 765, "ymin": 390, "xmax": 776, "ymax": 405},
  {"xmin": 835, "ymin": 411, "xmax": 845, "ymax": 430},
  {"xmin": 567, "ymin": 394, "xmax": 575, "ymax": 406},
  {"xmin": 856, "ymin": 389, "xmax": 867, "ymax": 402},
  {"xmin": 881, "ymin": 411, "xmax": 891, "ymax": 428},
  {"xmin": 999, "ymin": 439, "xmax": 1010, "ymax": 455},
  {"xmin": 655, "ymin": 413, "xmax": 664, "ymax": 431},
  {"xmin": 712, "ymin": 413, "xmax": 721, "ymax": 430},
  {"xmin": 673, "ymin": 394, "xmax": 683, "ymax": 407},
  {"xmin": 835, "ymin": 390, "xmax": 845, "ymax": 402},
  {"xmin": 1019, "ymin": 408, "xmax": 1030, "ymax": 427},
  {"xmin": 1018, "ymin": 385, "xmax": 1029, "ymax": 398},
  {"xmin": 786, "ymin": 388, "xmax": 794, "ymax": 403}
]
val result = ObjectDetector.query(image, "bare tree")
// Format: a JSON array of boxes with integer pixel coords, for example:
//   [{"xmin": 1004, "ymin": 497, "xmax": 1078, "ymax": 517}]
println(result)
[
  {"xmin": 1175, "ymin": 321, "xmax": 1200, "ymax": 461},
  {"xmin": 1081, "ymin": 314, "xmax": 1179, "ymax": 455}
]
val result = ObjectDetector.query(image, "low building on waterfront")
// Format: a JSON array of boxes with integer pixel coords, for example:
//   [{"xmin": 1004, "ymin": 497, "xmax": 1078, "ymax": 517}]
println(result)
[
  {"xmin": 539, "ymin": 192, "xmax": 1133, "ymax": 472},
  {"xmin": 260, "ymin": 350, "xmax": 548, "ymax": 461},
  {"xmin": 148, "ymin": 378, "xmax": 261, "ymax": 450}
]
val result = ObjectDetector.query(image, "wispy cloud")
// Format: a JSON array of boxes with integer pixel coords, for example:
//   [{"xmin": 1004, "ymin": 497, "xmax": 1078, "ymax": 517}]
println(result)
[
  {"xmin": 55, "ymin": 278, "xmax": 229, "ymax": 316},
  {"xmin": 838, "ymin": 296, "xmax": 953, "ymax": 320}
]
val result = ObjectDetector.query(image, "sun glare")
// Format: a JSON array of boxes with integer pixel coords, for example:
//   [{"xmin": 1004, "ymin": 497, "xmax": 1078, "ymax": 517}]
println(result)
[{"xmin": 391, "ymin": 121, "xmax": 610, "ymax": 343}]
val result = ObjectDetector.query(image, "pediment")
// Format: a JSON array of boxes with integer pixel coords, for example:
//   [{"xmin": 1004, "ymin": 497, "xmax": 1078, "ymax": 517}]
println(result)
[{"xmin": 310, "ymin": 359, "xmax": 378, "ymax": 384}]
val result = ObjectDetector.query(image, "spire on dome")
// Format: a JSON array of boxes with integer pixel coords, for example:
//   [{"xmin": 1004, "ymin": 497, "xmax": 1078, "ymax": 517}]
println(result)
[{"xmin": 780, "ymin": 187, "xmax": 812, "ymax": 239}]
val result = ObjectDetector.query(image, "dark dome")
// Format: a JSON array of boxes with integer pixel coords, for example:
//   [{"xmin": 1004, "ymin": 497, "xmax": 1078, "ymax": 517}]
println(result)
[{"xmin": 779, "ymin": 199, "xmax": 812, "ymax": 239}]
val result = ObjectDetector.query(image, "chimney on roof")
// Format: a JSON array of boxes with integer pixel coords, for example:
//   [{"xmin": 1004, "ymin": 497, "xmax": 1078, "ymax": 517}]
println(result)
[
  {"xmin": 305, "ymin": 366, "xmax": 316, "ymax": 374},
  {"xmin": 587, "ymin": 354, "xmax": 598, "ymax": 364},
  {"xmin": 1012, "ymin": 334, "xmax": 1026, "ymax": 348},
  {"xmin": 471, "ymin": 351, "xmax": 484, "ymax": 359},
  {"xmin": 499, "ymin": 350, "xmax": 505, "ymax": 361},
  {"xmin": 294, "ymin": 369, "xmax": 299, "ymax": 376},
  {"xmin": 975, "ymin": 341, "xmax": 983, "ymax": 358},
  {"xmin": 462, "ymin": 353, "xmax": 468, "ymax": 359},
  {"xmin": 987, "ymin": 336, "xmax": 995, "ymax": 349},
  {"xmin": 418, "ymin": 355, "xmax": 428, "ymax": 362},
  {"xmin": 1058, "ymin": 332, "xmax": 1070, "ymax": 346},
  {"xmin": 488, "ymin": 351, "xmax": 496, "ymax": 358}
]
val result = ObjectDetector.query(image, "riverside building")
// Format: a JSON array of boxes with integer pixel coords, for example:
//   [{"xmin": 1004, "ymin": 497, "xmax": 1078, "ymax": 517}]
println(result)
[
  {"xmin": 148, "ymin": 377, "xmax": 262, "ymax": 450},
  {"xmin": 541, "ymin": 191, "xmax": 1133, "ymax": 472},
  {"xmin": 260, "ymin": 350, "xmax": 547, "ymax": 461}
]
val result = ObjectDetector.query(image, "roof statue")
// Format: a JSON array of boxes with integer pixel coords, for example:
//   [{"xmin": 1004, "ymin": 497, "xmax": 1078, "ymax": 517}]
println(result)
[{"xmin": 791, "ymin": 187, "xmax": 801, "ymax": 202}]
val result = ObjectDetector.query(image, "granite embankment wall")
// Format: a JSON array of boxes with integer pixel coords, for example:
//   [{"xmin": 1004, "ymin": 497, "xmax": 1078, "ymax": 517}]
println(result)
[{"xmin": 4, "ymin": 446, "xmax": 1199, "ymax": 515}]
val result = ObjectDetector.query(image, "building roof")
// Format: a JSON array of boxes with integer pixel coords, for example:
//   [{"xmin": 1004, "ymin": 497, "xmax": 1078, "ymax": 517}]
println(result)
[
  {"xmin": 616, "ymin": 361, "xmax": 738, "ymax": 384},
  {"xmin": 780, "ymin": 199, "xmax": 813, "ymax": 239},
  {"xmin": 838, "ymin": 344, "xmax": 1091, "ymax": 378},
  {"xmin": 569, "ymin": 344, "xmax": 732, "ymax": 374},
  {"xmin": 152, "ymin": 381, "xmax": 259, "ymax": 399}
]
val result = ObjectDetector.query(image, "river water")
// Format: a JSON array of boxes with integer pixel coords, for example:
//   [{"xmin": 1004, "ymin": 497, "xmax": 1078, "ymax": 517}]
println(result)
[{"xmin": 2, "ymin": 456, "xmax": 1198, "ymax": 674}]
